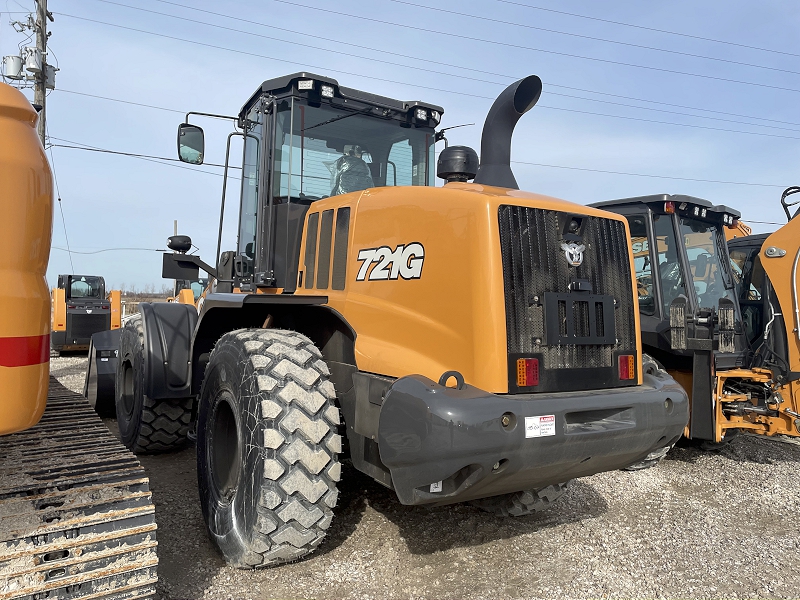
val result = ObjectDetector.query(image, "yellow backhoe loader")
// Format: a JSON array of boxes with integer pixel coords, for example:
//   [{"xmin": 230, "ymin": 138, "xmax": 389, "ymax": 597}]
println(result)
[
  {"xmin": 107, "ymin": 72, "xmax": 689, "ymax": 568},
  {"xmin": 0, "ymin": 82, "xmax": 158, "ymax": 598},
  {"xmin": 596, "ymin": 195, "xmax": 800, "ymax": 445}
]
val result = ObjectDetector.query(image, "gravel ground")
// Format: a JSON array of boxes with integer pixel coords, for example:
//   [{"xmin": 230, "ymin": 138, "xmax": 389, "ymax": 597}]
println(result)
[{"xmin": 52, "ymin": 356, "xmax": 800, "ymax": 600}]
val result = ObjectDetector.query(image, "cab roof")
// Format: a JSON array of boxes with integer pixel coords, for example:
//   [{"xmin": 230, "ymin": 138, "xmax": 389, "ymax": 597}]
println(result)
[
  {"xmin": 239, "ymin": 72, "xmax": 444, "ymax": 123},
  {"xmin": 727, "ymin": 232, "xmax": 771, "ymax": 249},
  {"xmin": 591, "ymin": 194, "xmax": 741, "ymax": 220}
]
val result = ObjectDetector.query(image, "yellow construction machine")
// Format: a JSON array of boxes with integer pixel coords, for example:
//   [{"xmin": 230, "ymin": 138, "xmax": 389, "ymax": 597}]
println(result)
[
  {"xmin": 51, "ymin": 275, "xmax": 121, "ymax": 354},
  {"xmin": 0, "ymin": 82, "xmax": 158, "ymax": 598},
  {"xmin": 596, "ymin": 195, "xmax": 800, "ymax": 445},
  {"xmin": 109, "ymin": 72, "xmax": 689, "ymax": 568}
]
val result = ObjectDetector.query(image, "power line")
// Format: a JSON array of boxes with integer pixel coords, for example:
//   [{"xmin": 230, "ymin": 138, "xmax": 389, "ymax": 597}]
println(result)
[
  {"xmin": 547, "ymin": 90, "xmax": 800, "ymax": 133},
  {"xmin": 49, "ymin": 141, "xmax": 237, "ymax": 168},
  {"xmin": 45, "ymin": 123, "xmax": 75, "ymax": 272},
  {"xmin": 545, "ymin": 85, "xmax": 800, "ymax": 128},
  {"xmin": 52, "ymin": 246, "xmax": 166, "ymax": 254},
  {"xmin": 385, "ymin": 0, "xmax": 800, "ymax": 77},
  {"xmin": 536, "ymin": 105, "xmax": 800, "ymax": 141},
  {"xmin": 57, "ymin": 88, "xmax": 184, "ymax": 113},
  {"xmin": 130, "ymin": 0, "xmax": 800, "ymax": 128},
  {"xmin": 48, "ymin": 136, "xmax": 240, "ymax": 178},
  {"xmin": 496, "ymin": 0, "xmax": 800, "ymax": 59},
  {"xmin": 270, "ymin": 0, "xmax": 800, "ymax": 94},
  {"xmin": 48, "ymin": 136, "xmax": 791, "ymax": 190},
  {"xmin": 54, "ymin": 13, "xmax": 800, "ymax": 141},
  {"xmin": 510, "ymin": 160, "xmax": 786, "ymax": 188}
]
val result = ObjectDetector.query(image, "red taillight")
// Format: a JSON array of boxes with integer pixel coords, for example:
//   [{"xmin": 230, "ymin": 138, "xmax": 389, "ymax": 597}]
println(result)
[
  {"xmin": 516, "ymin": 358, "xmax": 539, "ymax": 387},
  {"xmin": 101, "ymin": 305, "xmax": 109, "ymax": 309},
  {"xmin": 67, "ymin": 305, "xmax": 76, "ymax": 309},
  {"xmin": 664, "ymin": 201, "xmax": 675, "ymax": 214},
  {"xmin": 618, "ymin": 355, "xmax": 635, "ymax": 380}
]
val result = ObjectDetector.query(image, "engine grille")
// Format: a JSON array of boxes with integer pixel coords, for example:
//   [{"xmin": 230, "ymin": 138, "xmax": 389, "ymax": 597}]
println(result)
[
  {"xmin": 67, "ymin": 311, "xmax": 110, "ymax": 343},
  {"xmin": 499, "ymin": 205, "xmax": 636, "ymax": 384}
]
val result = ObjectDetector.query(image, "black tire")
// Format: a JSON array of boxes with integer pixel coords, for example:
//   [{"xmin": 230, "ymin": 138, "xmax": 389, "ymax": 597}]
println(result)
[
  {"xmin": 623, "ymin": 445, "xmax": 673, "ymax": 471},
  {"xmin": 469, "ymin": 482, "xmax": 569, "ymax": 517},
  {"xmin": 697, "ymin": 428, "xmax": 740, "ymax": 451},
  {"xmin": 197, "ymin": 328, "xmax": 341, "ymax": 568},
  {"xmin": 115, "ymin": 314, "xmax": 193, "ymax": 453},
  {"xmin": 622, "ymin": 354, "xmax": 675, "ymax": 471}
]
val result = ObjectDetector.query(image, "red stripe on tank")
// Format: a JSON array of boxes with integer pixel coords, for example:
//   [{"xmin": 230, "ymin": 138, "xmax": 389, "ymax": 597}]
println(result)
[{"xmin": 0, "ymin": 334, "xmax": 50, "ymax": 367}]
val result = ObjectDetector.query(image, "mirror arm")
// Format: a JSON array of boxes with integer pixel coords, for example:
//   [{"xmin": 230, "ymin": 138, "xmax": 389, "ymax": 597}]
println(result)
[
  {"xmin": 174, "ymin": 254, "xmax": 217, "ymax": 279},
  {"xmin": 184, "ymin": 111, "xmax": 239, "ymax": 125}
]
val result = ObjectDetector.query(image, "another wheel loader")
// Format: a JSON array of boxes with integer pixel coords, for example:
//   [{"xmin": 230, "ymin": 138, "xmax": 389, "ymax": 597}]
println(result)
[
  {"xmin": 0, "ymin": 82, "xmax": 158, "ymax": 598},
  {"xmin": 596, "ymin": 194, "xmax": 800, "ymax": 445},
  {"xmin": 114, "ymin": 72, "xmax": 689, "ymax": 568}
]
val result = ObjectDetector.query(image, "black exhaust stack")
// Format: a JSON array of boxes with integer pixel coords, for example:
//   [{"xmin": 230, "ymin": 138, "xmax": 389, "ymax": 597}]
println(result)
[{"xmin": 473, "ymin": 75, "xmax": 542, "ymax": 190}]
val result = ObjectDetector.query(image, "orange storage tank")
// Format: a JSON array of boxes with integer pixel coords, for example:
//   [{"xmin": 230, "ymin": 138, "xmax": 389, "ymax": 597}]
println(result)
[{"xmin": 0, "ymin": 83, "xmax": 53, "ymax": 435}]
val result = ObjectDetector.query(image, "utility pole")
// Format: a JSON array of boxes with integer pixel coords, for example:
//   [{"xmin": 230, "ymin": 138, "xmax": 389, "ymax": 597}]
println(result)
[{"xmin": 34, "ymin": 0, "xmax": 52, "ymax": 146}]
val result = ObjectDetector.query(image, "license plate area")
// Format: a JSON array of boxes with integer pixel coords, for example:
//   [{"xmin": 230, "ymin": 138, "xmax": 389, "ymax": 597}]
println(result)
[{"xmin": 543, "ymin": 292, "xmax": 616, "ymax": 345}]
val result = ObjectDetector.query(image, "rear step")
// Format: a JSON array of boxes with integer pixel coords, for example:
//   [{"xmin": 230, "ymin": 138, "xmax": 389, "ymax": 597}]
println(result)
[{"xmin": 0, "ymin": 377, "xmax": 158, "ymax": 599}]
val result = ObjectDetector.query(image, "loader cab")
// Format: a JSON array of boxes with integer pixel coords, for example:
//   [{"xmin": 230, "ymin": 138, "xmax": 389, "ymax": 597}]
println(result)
[
  {"xmin": 178, "ymin": 72, "xmax": 442, "ymax": 293},
  {"xmin": 59, "ymin": 274, "xmax": 106, "ymax": 301},
  {"xmin": 175, "ymin": 277, "xmax": 208, "ymax": 302},
  {"xmin": 592, "ymin": 195, "xmax": 745, "ymax": 368}
]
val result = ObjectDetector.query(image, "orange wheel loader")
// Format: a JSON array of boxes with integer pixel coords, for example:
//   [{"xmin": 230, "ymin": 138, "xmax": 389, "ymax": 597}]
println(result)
[{"xmin": 103, "ymin": 72, "xmax": 689, "ymax": 569}]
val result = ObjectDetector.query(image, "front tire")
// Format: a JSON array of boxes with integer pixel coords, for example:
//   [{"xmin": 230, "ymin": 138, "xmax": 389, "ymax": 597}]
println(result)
[
  {"xmin": 197, "ymin": 328, "xmax": 341, "ymax": 568},
  {"xmin": 115, "ymin": 314, "xmax": 193, "ymax": 453},
  {"xmin": 469, "ymin": 483, "xmax": 569, "ymax": 517}
]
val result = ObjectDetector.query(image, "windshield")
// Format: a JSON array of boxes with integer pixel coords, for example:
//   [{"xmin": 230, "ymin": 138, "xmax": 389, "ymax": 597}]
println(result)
[
  {"xmin": 678, "ymin": 217, "xmax": 736, "ymax": 309},
  {"xmin": 69, "ymin": 276, "xmax": 104, "ymax": 299},
  {"xmin": 273, "ymin": 99, "xmax": 435, "ymax": 202}
]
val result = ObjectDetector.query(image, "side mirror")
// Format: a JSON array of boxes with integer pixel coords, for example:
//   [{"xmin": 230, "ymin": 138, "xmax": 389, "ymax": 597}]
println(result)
[{"xmin": 177, "ymin": 123, "xmax": 205, "ymax": 165}]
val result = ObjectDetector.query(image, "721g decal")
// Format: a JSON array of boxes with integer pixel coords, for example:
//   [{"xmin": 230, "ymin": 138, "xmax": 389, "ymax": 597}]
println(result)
[{"xmin": 356, "ymin": 243, "xmax": 425, "ymax": 281}]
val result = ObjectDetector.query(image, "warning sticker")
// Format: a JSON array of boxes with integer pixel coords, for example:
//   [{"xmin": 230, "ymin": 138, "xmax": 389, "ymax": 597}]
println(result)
[
  {"xmin": 430, "ymin": 481, "xmax": 442, "ymax": 493},
  {"xmin": 525, "ymin": 415, "xmax": 556, "ymax": 438}
]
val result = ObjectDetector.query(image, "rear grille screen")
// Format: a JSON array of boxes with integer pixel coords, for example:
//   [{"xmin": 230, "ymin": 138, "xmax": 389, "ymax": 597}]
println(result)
[
  {"xmin": 499, "ymin": 205, "xmax": 636, "ymax": 389},
  {"xmin": 67, "ymin": 312, "xmax": 110, "ymax": 342}
]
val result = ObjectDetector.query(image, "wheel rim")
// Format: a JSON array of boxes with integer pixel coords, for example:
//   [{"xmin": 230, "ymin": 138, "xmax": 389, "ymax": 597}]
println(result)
[
  {"xmin": 209, "ymin": 392, "xmax": 241, "ymax": 503},
  {"xmin": 120, "ymin": 360, "xmax": 135, "ymax": 419}
]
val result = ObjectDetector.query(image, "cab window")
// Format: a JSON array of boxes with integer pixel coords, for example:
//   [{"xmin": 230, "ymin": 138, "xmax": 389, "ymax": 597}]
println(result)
[
  {"xmin": 68, "ymin": 276, "xmax": 103, "ymax": 299},
  {"xmin": 652, "ymin": 214, "xmax": 685, "ymax": 316},
  {"xmin": 625, "ymin": 215, "xmax": 655, "ymax": 316}
]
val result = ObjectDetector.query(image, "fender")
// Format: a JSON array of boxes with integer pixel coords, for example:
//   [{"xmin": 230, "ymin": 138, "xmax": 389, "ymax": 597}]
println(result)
[{"xmin": 139, "ymin": 302, "xmax": 198, "ymax": 399}]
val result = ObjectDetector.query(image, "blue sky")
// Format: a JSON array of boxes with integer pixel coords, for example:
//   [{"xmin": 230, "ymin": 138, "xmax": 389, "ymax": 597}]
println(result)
[{"xmin": 2, "ymin": 0, "xmax": 798, "ymax": 289}]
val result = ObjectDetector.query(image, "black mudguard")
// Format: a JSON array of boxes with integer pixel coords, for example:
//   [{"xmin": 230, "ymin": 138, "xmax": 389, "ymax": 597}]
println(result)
[
  {"xmin": 139, "ymin": 302, "xmax": 198, "ymax": 400},
  {"xmin": 84, "ymin": 328, "xmax": 121, "ymax": 416}
]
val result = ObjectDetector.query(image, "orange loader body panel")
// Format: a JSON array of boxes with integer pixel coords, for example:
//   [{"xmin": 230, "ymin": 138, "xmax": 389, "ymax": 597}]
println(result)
[
  {"xmin": 0, "ymin": 83, "xmax": 53, "ymax": 435},
  {"xmin": 760, "ymin": 219, "xmax": 800, "ymax": 435},
  {"xmin": 294, "ymin": 182, "xmax": 643, "ymax": 392}
]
